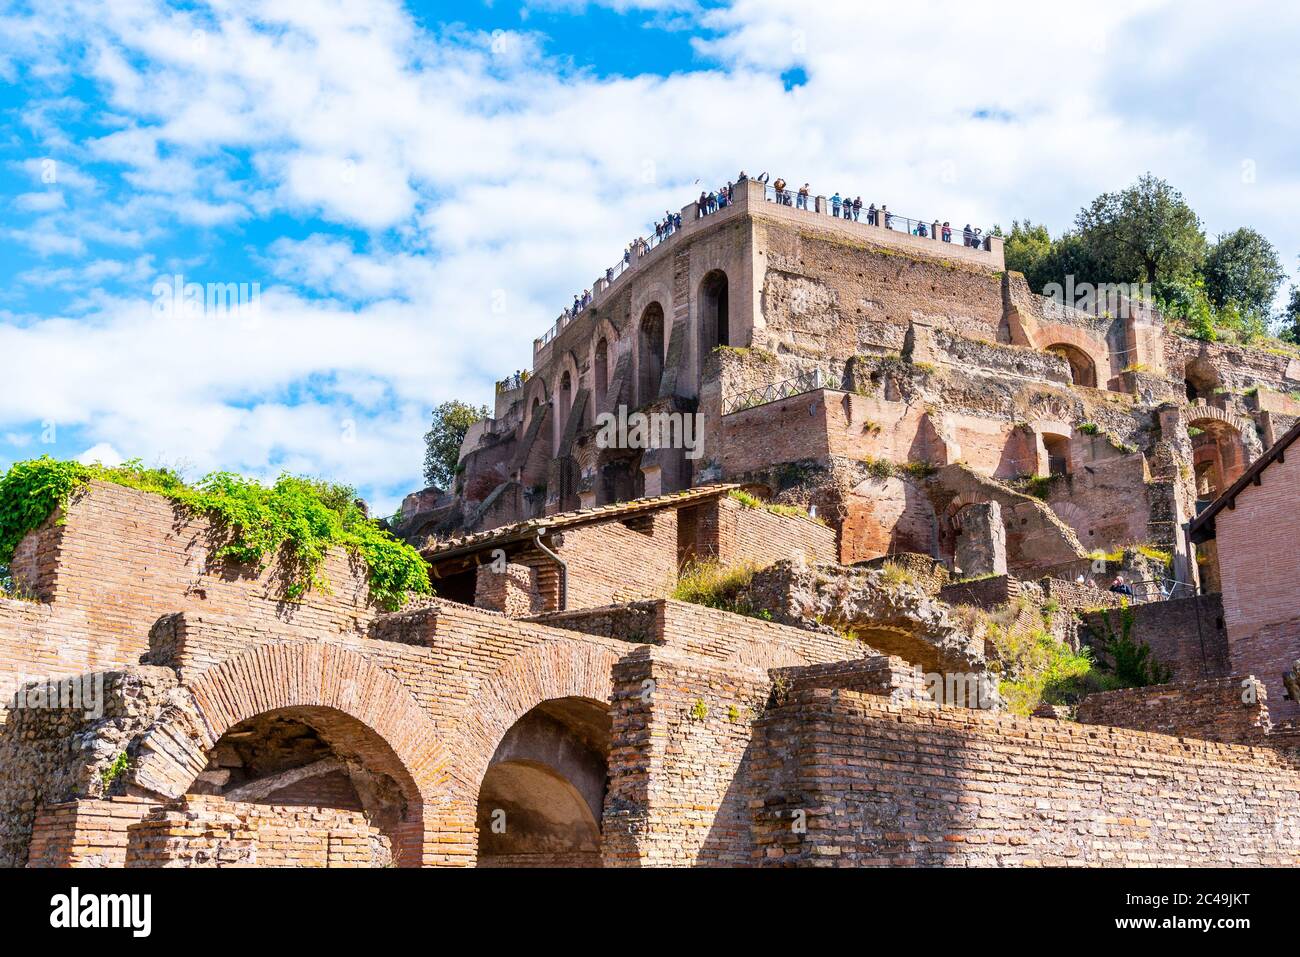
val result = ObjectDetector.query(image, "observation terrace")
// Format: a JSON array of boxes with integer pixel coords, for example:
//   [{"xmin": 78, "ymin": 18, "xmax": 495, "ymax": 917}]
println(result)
[{"xmin": 533, "ymin": 177, "xmax": 1005, "ymax": 358}]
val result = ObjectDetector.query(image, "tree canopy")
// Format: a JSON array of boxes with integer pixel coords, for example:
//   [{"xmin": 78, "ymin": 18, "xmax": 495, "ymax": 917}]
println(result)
[
  {"xmin": 423, "ymin": 400, "xmax": 490, "ymax": 490},
  {"xmin": 998, "ymin": 173, "xmax": 1292, "ymax": 346}
]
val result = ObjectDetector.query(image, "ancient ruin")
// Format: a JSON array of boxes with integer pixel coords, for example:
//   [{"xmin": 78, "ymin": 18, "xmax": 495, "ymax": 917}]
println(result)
[{"xmin": 5, "ymin": 179, "xmax": 1300, "ymax": 868}]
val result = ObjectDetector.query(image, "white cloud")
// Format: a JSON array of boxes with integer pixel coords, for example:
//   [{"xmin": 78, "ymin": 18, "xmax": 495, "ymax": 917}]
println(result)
[
  {"xmin": 1, "ymin": 0, "xmax": 1298, "ymax": 512},
  {"xmin": 76, "ymin": 442, "xmax": 124, "ymax": 466}
]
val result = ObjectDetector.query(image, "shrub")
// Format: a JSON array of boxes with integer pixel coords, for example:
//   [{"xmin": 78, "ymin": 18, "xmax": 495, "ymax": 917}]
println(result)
[
  {"xmin": 878, "ymin": 561, "xmax": 915, "ymax": 589},
  {"xmin": 0, "ymin": 457, "xmax": 431, "ymax": 611},
  {"xmin": 671, "ymin": 559, "xmax": 763, "ymax": 616},
  {"xmin": 1093, "ymin": 605, "xmax": 1172, "ymax": 687}
]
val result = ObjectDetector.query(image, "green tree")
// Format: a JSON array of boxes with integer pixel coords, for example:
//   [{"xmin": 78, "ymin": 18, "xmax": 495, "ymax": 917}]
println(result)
[
  {"xmin": 1075, "ymin": 173, "xmax": 1206, "ymax": 287},
  {"xmin": 1283, "ymin": 281, "xmax": 1300, "ymax": 343},
  {"xmin": 1001, "ymin": 220, "xmax": 1052, "ymax": 279},
  {"xmin": 1203, "ymin": 227, "xmax": 1285, "ymax": 315},
  {"xmin": 422, "ymin": 400, "xmax": 489, "ymax": 490}
]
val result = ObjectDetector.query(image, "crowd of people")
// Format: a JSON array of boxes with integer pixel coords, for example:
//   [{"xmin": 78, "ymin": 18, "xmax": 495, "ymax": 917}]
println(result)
[
  {"xmin": 544, "ymin": 171, "xmax": 989, "ymax": 340},
  {"xmin": 763, "ymin": 174, "xmax": 987, "ymax": 247}
]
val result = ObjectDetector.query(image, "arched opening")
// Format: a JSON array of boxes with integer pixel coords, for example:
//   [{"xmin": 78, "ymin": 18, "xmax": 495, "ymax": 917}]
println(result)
[
  {"xmin": 638, "ymin": 303, "xmax": 665, "ymax": 407},
  {"xmin": 1042, "ymin": 432, "xmax": 1070, "ymax": 476},
  {"xmin": 1184, "ymin": 359, "xmax": 1220, "ymax": 403},
  {"xmin": 1188, "ymin": 418, "xmax": 1247, "ymax": 503},
  {"xmin": 186, "ymin": 706, "xmax": 419, "ymax": 866},
  {"xmin": 557, "ymin": 370, "xmax": 573, "ymax": 439},
  {"xmin": 1046, "ymin": 343, "xmax": 1097, "ymax": 388},
  {"xmin": 593, "ymin": 337, "xmax": 609, "ymax": 414},
  {"xmin": 475, "ymin": 697, "xmax": 610, "ymax": 868},
  {"xmin": 699, "ymin": 270, "xmax": 730, "ymax": 360}
]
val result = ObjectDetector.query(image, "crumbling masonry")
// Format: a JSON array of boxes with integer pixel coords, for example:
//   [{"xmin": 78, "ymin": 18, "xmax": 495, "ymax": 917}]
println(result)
[{"xmin": 6, "ymin": 179, "xmax": 1300, "ymax": 867}]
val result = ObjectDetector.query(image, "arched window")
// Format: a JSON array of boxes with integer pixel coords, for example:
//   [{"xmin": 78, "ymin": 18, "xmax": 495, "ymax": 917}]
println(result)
[
  {"xmin": 1046, "ymin": 344, "xmax": 1097, "ymax": 388},
  {"xmin": 558, "ymin": 370, "xmax": 573, "ymax": 438},
  {"xmin": 638, "ymin": 303, "xmax": 665, "ymax": 406},
  {"xmin": 1043, "ymin": 433, "xmax": 1070, "ymax": 476},
  {"xmin": 594, "ymin": 337, "xmax": 609, "ymax": 413},
  {"xmin": 699, "ymin": 270, "xmax": 729, "ymax": 357},
  {"xmin": 1184, "ymin": 359, "xmax": 1219, "ymax": 403}
]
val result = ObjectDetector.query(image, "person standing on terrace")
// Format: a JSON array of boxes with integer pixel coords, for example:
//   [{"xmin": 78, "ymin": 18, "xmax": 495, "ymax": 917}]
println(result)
[
  {"xmin": 831, "ymin": 192, "xmax": 842, "ymax": 216},
  {"xmin": 852, "ymin": 196, "xmax": 863, "ymax": 221},
  {"xmin": 797, "ymin": 183, "xmax": 810, "ymax": 209}
]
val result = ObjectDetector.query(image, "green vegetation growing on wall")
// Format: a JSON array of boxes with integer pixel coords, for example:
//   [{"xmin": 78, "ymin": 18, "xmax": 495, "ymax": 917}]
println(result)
[
  {"xmin": 1093, "ymin": 604, "xmax": 1173, "ymax": 687},
  {"xmin": 0, "ymin": 456, "xmax": 431, "ymax": 610},
  {"xmin": 670, "ymin": 559, "xmax": 771, "ymax": 620},
  {"xmin": 727, "ymin": 489, "xmax": 827, "ymax": 526}
]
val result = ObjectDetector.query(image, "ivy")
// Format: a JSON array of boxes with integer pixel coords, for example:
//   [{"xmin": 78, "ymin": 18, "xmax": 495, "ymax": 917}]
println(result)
[{"xmin": 0, "ymin": 456, "xmax": 431, "ymax": 611}]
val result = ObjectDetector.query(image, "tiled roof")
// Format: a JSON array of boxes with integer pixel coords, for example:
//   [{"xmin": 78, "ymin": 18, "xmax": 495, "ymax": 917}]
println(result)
[{"xmin": 422, "ymin": 483, "xmax": 740, "ymax": 561}]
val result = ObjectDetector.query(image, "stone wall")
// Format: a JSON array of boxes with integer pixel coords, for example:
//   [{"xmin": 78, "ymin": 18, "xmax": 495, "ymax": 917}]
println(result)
[
  {"xmin": 1081, "ymin": 595, "xmax": 1230, "ymax": 682},
  {"xmin": 124, "ymin": 796, "xmax": 390, "ymax": 867},
  {"xmin": 1076, "ymin": 676, "xmax": 1274, "ymax": 746},
  {"xmin": 0, "ymin": 666, "xmax": 178, "ymax": 868},
  {"xmin": 748, "ymin": 665, "xmax": 1300, "ymax": 866},
  {"xmin": 1210, "ymin": 448, "xmax": 1300, "ymax": 720}
]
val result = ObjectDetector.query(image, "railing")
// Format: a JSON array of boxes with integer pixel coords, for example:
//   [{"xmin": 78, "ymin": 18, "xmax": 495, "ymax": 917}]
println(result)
[
  {"xmin": 535, "ymin": 218, "xmax": 681, "ymax": 351},
  {"xmin": 722, "ymin": 368, "xmax": 827, "ymax": 415},
  {"xmin": 496, "ymin": 372, "xmax": 530, "ymax": 394},
  {"xmin": 1127, "ymin": 577, "xmax": 1197, "ymax": 603},
  {"xmin": 534, "ymin": 179, "xmax": 995, "ymax": 351}
]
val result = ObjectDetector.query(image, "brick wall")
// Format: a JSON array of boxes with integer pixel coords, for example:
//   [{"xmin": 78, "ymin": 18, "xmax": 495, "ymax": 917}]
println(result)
[
  {"xmin": 1081, "ymin": 595, "xmax": 1230, "ymax": 681},
  {"xmin": 124, "ymin": 796, "xmax": 390, "ymax": 867},
  {"xmin": 603, "ymin": 647, "xmax": 770, "ymax": 866},
  {"xmin": 749, "ymin": 673, "xmax": 1300, "ymax": 866},
  {"xmin": 1211, "ymin": 449, "xmax": 1300, "ymax": 720},
  {"xmin": 1, "ymin": 481, "xmax": 376, "ymax": 702},
  {"xmin": 26, "ymin": 797, "xmax": 156, "ymax": 867},
  {"xmin": 556, "ymin": 510, "xmax": 680, "ymax": 608},
  {"xmin": 1075, "ymin": 676, "xmax": 1275, "ymax": 746}
]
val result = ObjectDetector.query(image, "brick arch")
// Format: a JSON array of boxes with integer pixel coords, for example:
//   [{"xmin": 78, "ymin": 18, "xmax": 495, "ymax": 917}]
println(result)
[
  {"xmin": 1033, "ymin": 323, "xmax": 1109, "ymax": 386},
  {"xmin": 131, "ymin": 641, "xmax": 455, "ymax": 866},
  {"xmin": 1185, "ymin": 403, "xmax": 1253, "ymax": 437},
  {"xmin": 451, "ymin": 639, "xmax": 622, "ymax": 793},
  {"xmin": 522, "ymin": 374, "xmax": 550, "ymax": 433}
]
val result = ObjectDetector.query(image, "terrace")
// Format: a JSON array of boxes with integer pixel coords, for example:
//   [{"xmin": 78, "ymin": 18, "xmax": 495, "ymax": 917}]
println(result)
[{"xmin": 533, "ymin": 177, "xmax": 1005, "ymax": 358}]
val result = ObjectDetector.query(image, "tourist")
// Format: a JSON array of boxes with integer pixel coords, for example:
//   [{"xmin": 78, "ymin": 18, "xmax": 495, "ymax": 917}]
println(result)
[
  {"xmin": 831, "ymin": 192, "xmax": 842, "ymax": 217},
  {"xmin": 941, "ymin": 221, "xmax": 952, "ymax": 242},
  {"xmin": 773, "ymin": 176, "xmax": 786, "ymax": 204},
  {"xmin": 867, "ymin": 203, "xmax": 877, "ymax": 225},
  {"xmin": 882, "ymin": 205, "xmax": 892, "ymax": 229},
  {"xmin": 852, "ymin": 197, "xmax": 862, "ymax": 221},
  {"xmin": 963, "ymin": 224, "xmax": 973, "ymax": 246},
  {"xmin": 1109, "ymin": 575, "xmax": 1134, "ymax": 597},
  {"xmin": 797, "ymin": 183, "xmax": 810, "ymax": 209}
]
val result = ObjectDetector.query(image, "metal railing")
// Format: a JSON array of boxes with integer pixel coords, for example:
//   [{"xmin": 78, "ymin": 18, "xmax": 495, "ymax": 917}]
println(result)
[
  {"xmin": 1127, "ymin": 577, "xmax": 1197, "ymax": 603},
  {"xmin": 496, "ymin": 372, "xmax": 530, "ymax": 394},
  {"xmin": 722, "ymin": 368, "xmax": 827, "ymax": 415},
  {"xmin": 535, "ymin": 180, "xmax": 994, "ymax": 350}
]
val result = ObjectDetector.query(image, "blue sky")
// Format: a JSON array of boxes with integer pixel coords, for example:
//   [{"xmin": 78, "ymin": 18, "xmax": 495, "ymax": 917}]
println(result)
[{"xmin": 1, "ymin": 0, "xmax": 1297, "ymax": 514}]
